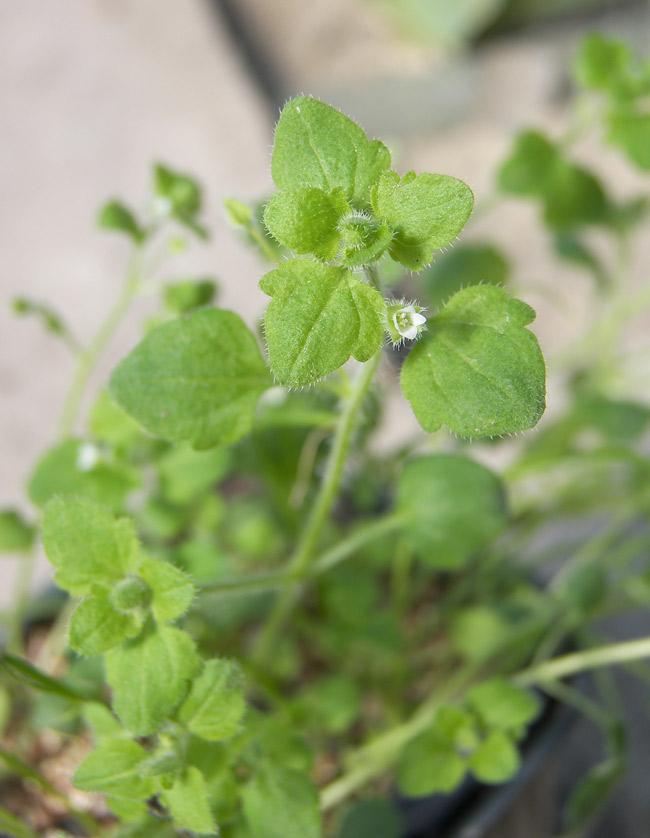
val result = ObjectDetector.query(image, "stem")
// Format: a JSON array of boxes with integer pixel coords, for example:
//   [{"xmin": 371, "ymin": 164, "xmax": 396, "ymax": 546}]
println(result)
[
  {"xmin": 253, "ymin": 349, "xmax": 383, "ymax": 662},
  {"xmin": 311, "ymin": 513, "xmax": 405, "ymax": 575},
  {"xmin": 514, "ymin": 636, "xmax": 650, "ymax": 687},
  {"xmin": 320, "ymin": 662, "xmax": 481, "ymax": 812},
  {"xmin": 58, "ymin": 246, "xmax": 143, "ymax": 438}
]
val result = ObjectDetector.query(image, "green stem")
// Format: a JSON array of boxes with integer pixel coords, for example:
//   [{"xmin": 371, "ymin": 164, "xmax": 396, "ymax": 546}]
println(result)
[
  {"xmin": 253, "ymin": 349, "xmax": 383, "ymax": 662},
  {"xmin": 58, "ymin": 246, "xmax": 143, "ymax": 438},
  {"xmin": 514, "ymin": 636, "xmax": 650, "ymax": 687},
  {"xmin": 319, "ymin": 662, "xmax": 481, "ymax": 812},
  {"xmin": 311, "ymin": 514, "xmax": 405, "ymax": 575}
]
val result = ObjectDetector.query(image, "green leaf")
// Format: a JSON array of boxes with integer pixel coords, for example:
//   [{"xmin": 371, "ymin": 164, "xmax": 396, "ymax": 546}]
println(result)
[
  {"xmin": 0, "ymin": 509, "xmax": 34, "ymax": 553},
  {"xmin": 89, "ymin": 391, "xmax": 143, "ymax": 449},
  {"xmin": 563, "ymin": 758, "xmax": 623, "ymax": 831},
  {"xmin": 372, "ymin": 170, "xmax": 474, "ymax": 270},
  {"xmin": 139, "ymin": 556, "xmax": 195, "ymax": 623},
  {"xmin": 264, "ymin": 186, "xmax": 347, "ymax": 259},
  {"xmin": 271, "ymin": 96, "xmax": 391, "ymax": 206},
  {"xmin": 339, "ymin": 799, "xmax": 404, "ymax": 838},
  {"xmin": 162, "ymin": 766, "xmax": 216, "ymax": 835},
  {"xmin": 422, "ymin": 242, "xmax": 509, "ymax": 307},
  {"xmin": 73, "ymin": 737, "xmax": 156, "ymax": 800},
  {"xmin": 498, "ymin": 131, "xmax": 557, "ymax": 197},
  {"xmin": 261, "ymin": 258, "xmax": 385, "ymax": 386},
  {"xmin": 154, "ymin": 164, "xmax": 201, "ymax": 216},
  {"xmin": 397, "ymin": 454, "xmax": 507, "ymax": 567},
  {"xmin": 42, "ymin": 497, "xmax": 139, "ymax": 596},
  {"xmin": 83, "ymin": 702, "xmax": 124, "ymax": 739},
  {"xmin": 12, "ymin": 297, "xmax": 74, "ymax": 343},
  {"xmin": 498, "ymin": 131, "xmax": 608, "ymax": 228},
  {"xmin": 98, "ymin": 201, "xmax": 143, "ymax": 241},
  {"xmin": 110, "ymin": 308, "xmax": 271, "ymax": 449},
  {"xmin": 468, "ymin": 729, "xmax": 519, "ymax": 784},
  {"xmin": 164, "ymin": 279, "xmax": 217, "ymax": 314},
  {"xmin": 28, "ymin": 439, "xmax": 138, "ymax": 510},
  {"xmin": 105, "ymin": 624, "xmax": 200, "ymax": 735},
  {"xmin": 177, "ymin": 658, "xmax": 245, "ymax": 742},
  {"xmin": 242, "ymin": 765, "xmax": 321, "ymax": 838},
  {"xmin": 69, "ymin": 595, "xmax": 140, "ymax": 657},
  {"xmin": 573, "ymin": 33, "xmax": 648, "ymax": 101},
  {"xmin": 223, "ymin": 197, "xmax": 253, "ymax": 226},
  {"xmin": 397, "ymin": 729, "xmax": 466, "ymax": 797},
  {"xmin": 466, "ymin": 679, "xmax": 540, "ymax": 732},
  {"xmin": 401, "ymin": 285, "xmax": 546, "ymax": 437},
  {"xmin": 157, "ymin": 443, "xmax": 230, "ymax": 505},
  {"xmin": 0, "ymin": 653, "xmax": 91, "ymax": 702},
  {"xmin": 609, "ymin": 113, "xmax": 650, "ymax": 171}
]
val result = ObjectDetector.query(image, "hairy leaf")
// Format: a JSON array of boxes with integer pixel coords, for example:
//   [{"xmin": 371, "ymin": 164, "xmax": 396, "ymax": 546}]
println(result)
[
  {"xmin": 139, "ymin": 556, "xmax": 195, "ymax": 624},
  {"xmin": 162, "ymin": 766, "xmax": 216, "ymax": 835},
  {"xmin": 401, "ymin": 285, "xmax": 546, "ymax": 437},
  {"xmin": 110, "ymin": 308, "xmax": 271, "ymax": 449},
  {"xmin": 264, "ymin": 186, "xmax": 347, "ymax": 259},
  {"xmin": 178, "ymin": 658, "xmax": 245, "ymax": 742},
  {"xmin": 0, "ymin": 510, "xmax": 34, "ymax": 553},
  {"xmin": 261, "ymin": 259, "xmax": 385, "ymax": 386},
  {"xmin": 69, "ymin": 595, "xmax": 140, "ymax": 657},
  {"xmin": 372, "ymin": 169, "xmax": 474, "ymax": 269},
  {"xmin": 74, "ymin": 738, "xmax": 155, "ymax": 800},
  {"xmin": 271, "ymin": 96, "xmax": 391, "ymax": 206},
  {"xmin": 42, "ymin": 497, "xmax": 139, "ymax": 596},
  {"xmin": 243, "ymin": 766, "xmax": 321, "ymax": 838},
  {"xmin": 105, "ymin": 624, "xmax": 200, "ymax": 735}
]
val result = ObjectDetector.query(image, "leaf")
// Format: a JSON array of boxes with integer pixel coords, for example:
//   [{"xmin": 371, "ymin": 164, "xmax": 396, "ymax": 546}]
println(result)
[
  {"xmin": 164, "ymin": 279, "xmax": 217, "ymax": 314},
  {"xmin": 242, "ymin": 765, "xmax": 322, "ymax": 838},
  {"xmin": 68, "ymin": 595, "xmax": 140, "ymax": 657},
  {"xmin": 609, "ymin": 113, "xmax": 650, "ymax": 171},
  {"xmin": 0, "ymin": 509, "xmax": 34, "ymax": 553},
  {"xmin": 157, "ymin": 443, "xmax": 231, "ymax": 505},
  {"xmin": 468, "ymin": 729, "xmax": 519, "ymax": 784},
  {"xmin": 261, "ymin": 258, "xmax": 385, "ymax": 386},
  {"xmin": 28, "ymin": 439, "xmax": 139, "ymax": 510},
  {"xmin": 401, "ymin": 285, "xmax": 546, "ymax": 437},
  {"xmin": 0, "ymin": 653, "xmax": 91, "ymax": 702},
  {"xmin": 223, "ymin": 197, "xmax": 253, "ymax": 226},
  {"xmin": 397, "ymin": 729, "xmax": 466, "ymax": 797},
  {"xmin": 98, "ymin": 201, "xmax": 143, "ymax": 241},
  {"xmin": 105, "ymin": 624, "xmax": 200, "ymax": 735},
  {"xmin": 573, "ymin": 33, "xmax": 648, "ymax": 101},
  {"xmin": 397, "ymin": 454, "xmax": 507, "ymax": 567},
  {"xmin": 271, "ymin": 96, "xmax": 391, "ymax": 207},
  {"xmin": 466, "ymin": 679, "xmax": 540, "ymax": 732},
  {"xmin": 372, "ymin": 170, "xmax": 474, "ymax": 269},
  {"xmin": 178, "ymin": 659, "xmax": 245, "ymax": 742},
  {"xmin": 139, "ymin": 556, "xmax": 195, "ymax": 623},
  {"xmin": 422, "ymin": 242, "xmax": 510, "ymax": 307},
  {"xmin": 83, "ymin": 702, "xmax": 124, "ymax": 739},
  {"xmin": 154, "ymin": 164, "xmax": 202, "ymax": 216},
  {"xmin": 42, "ymin": 497, "xmax": 139, "ymax": 596},
  {"xmin": 498, "ymin": 131, "xmax": 608, "ymax": 228},
  {"xmin": 563, "ymin": 758, "xmax": 623, "ymax": 831},
  {"xmin": 162, "ymin": 766, "xmax": 216, "ymax": 835},
  {"xmin": 110, "ymin": 308, "xmax": 271, "ymax": 449},
  {"xmin": 264, "ymin": 186, "xmax": 347, "ymax": 259},
  {"xmin": 89, "ymin": 391, "xmax": 143, "ymax": 449},
  {"xmin": 339, "ymin": 799, "xmax": 404, "ymax": 838},
  {"xmin": 73, "ymin": 738, "xmax": 156, "ymax": 800}
]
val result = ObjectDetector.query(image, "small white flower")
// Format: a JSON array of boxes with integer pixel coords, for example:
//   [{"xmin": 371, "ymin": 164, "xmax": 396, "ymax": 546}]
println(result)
[
  {"xmin": 393, "ymin": 305, "xmax": 427, "ymax": 341},
  {"xmin": 76, "ymin": 443, "xmax": 100, "ymax": 473}
]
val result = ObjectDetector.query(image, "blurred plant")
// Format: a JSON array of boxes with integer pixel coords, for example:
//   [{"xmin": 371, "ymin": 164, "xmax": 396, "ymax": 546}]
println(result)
[{"xmin": 0, "ymin": 32, "xmax": 649, "ymax": 838}]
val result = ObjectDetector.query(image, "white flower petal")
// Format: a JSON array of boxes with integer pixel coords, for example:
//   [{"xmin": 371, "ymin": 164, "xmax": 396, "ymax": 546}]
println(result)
[{"xmin": 401, "ymin": 324, "xmax": 419, "ymax": 340}]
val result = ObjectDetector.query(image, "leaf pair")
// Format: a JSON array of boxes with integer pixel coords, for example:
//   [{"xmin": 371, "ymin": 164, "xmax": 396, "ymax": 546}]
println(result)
[
  {"xmin": 264, "ymin": 97, "xmax": 474, "ymax": 270},
  {"xmin": 397, "ymin": 680, "xmax": 539, "ymax": 797},
  {"xmin": 42, "ymin": 497, "xmax": 195, "ymax": 657}
]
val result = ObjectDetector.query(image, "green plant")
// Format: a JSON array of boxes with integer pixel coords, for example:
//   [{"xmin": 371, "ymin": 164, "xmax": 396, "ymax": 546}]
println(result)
[{"xmin": 1, "ymin": 31, "xmax": 650, "ymax": 838}]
